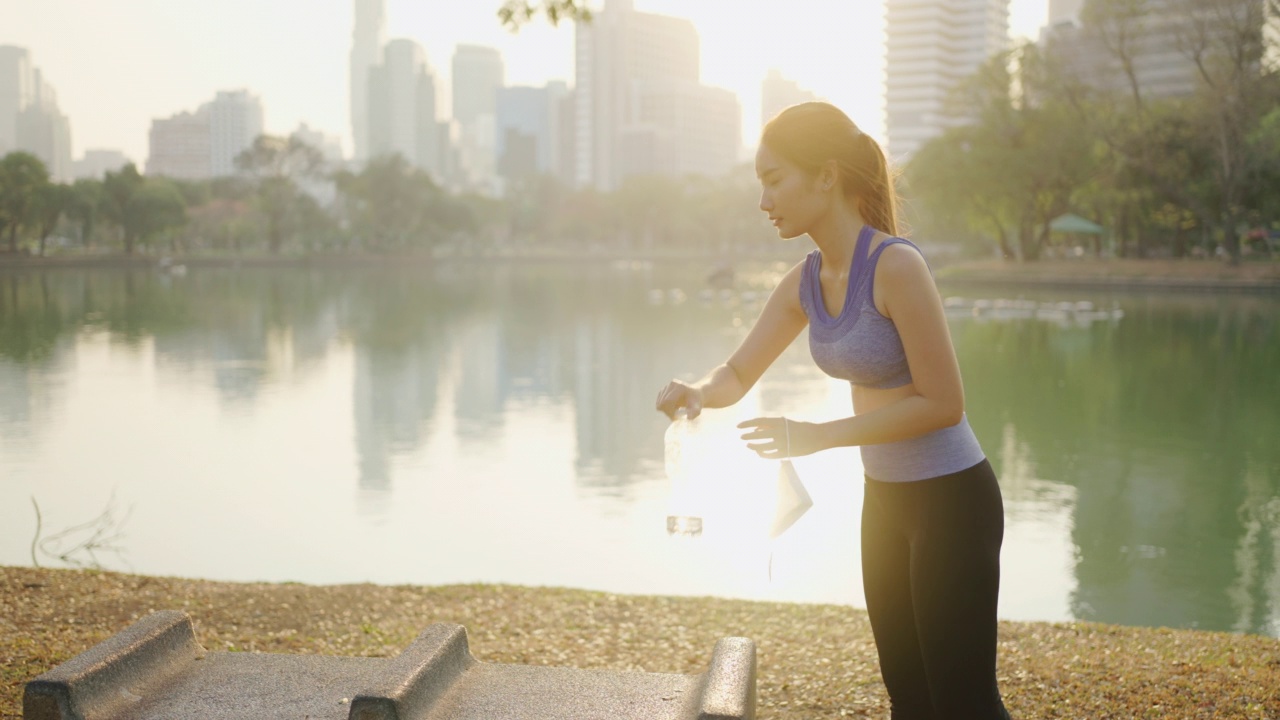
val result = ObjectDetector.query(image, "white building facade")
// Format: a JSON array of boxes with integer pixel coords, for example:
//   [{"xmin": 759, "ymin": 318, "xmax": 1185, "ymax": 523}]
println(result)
[
  {"xmin": 367, "ymin": 39, "xmax": 444, "ymax": 180},
  {"xmin": 350, "ymin": 0, "xmax": 386, "ymax": 162},
  {"xmin": 146, "ymin": 109, "xmax": 211, "ymax": 179},
  {"xmin": 0, "ymin": 46, "xmax": 73, "ymax": 181},
  {"xmin": 883, "ymin": 0, "xmax": 1009, "ymax": 161},
  {"xmin": 207, "ymin": 90, "xmax": 264, "ymax": 177},
  {"xmin": 451, "ymin": 44, "xmax": 505, "ymax": 193},
  {"xmin": 573, "ymin": 0, "xmax": 739, "ymax": 190}
]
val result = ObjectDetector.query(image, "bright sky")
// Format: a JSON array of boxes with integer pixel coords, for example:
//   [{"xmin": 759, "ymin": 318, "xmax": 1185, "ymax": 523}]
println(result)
[{"xmin": 7, "ymin": 0, "xmax": 1048, "ymax": 165}]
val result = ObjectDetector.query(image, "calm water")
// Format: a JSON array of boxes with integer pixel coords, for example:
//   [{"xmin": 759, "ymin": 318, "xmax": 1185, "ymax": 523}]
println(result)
[{"xmin": 1, "ymin": 264, "xmax": 1277, "ymax": 637}]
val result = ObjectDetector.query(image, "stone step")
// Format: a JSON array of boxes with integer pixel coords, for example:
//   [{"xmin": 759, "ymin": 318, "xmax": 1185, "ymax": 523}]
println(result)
[{"xmin": 24, "ymin": 610, "xmax": 756, "ymax": 720}]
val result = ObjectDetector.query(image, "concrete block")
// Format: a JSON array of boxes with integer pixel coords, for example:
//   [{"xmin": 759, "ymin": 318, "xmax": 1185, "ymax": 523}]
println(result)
[{"xmin": 24, "ymin": 611, "xmax": 757, "ymax": 720}]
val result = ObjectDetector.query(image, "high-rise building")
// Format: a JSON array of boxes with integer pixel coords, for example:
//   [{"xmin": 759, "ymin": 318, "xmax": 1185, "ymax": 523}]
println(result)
[
  {"xmin": 574, "ymin": 0, "xmax": 736, "ymax": 189},
  {"xmin": 452, "ymin": 45, "xmax": 505, "ymax": 193},
  {"xmin": 1043, "ymin": 0, "xmax": 1277, "ymax": 102},
  {"xmin": 350, "ymin": 0, "xmax": 386, "ymax": 162},
  {"xmin": 207, "ymin": 90, "xmax": 264, "ymax": 177},
  {"xmin": 1049, "ymin": 0, "xmax": 1085, "ymax": 26},
  {"xmin": 495, "ymin": 81, "xmax": 570, "ymax": 187},
  {"xmin": 883, "ymin": 0, "xmax": 1010, "ymax": 161},
  {"xmin": 147, "ymin": 108, "xmax": 211, "ymax": 179},
  {"xmin": 761, "ymin": 69, "xmax": 817, "ymax": 126},
  {"xmin": 291, "ymin": 123, "xmax": 344, "ymax": 165},
  {"xmin": 367, "ymin": 39, "xmax": 444, "ymax": 179},
  {"xmin": 0, "ymin": 47, "xmax": 73, "ymax": 181},
  {"xmin": 452, "ymin": 45, "xmax": 504, "ymax": 125},
  {"xmin": 0, "ymin": 45, "xmax": 32, "ymax": 156},
  {"xmin": 617, "ymin": 80, "xmax": 740, "ymax": 181},
  {"xmin": 14, "ymin": 67, "xmax": 73, "ymax": 181},
  {"xmin": 73, "ymin": 149, "xmax": 131, "ymax": 180}
]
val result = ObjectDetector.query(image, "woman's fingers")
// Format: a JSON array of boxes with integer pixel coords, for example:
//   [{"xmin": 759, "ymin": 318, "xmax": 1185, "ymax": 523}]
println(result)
[{"xmin": 739, "ymin": 417, "xmax": 784, "ymax": 457}]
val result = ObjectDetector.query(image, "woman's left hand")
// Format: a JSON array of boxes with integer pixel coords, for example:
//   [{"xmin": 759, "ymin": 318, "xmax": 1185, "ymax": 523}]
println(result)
[{"xmin": 738, "ymin": 417, "xmax": 818, "ymax": 459}]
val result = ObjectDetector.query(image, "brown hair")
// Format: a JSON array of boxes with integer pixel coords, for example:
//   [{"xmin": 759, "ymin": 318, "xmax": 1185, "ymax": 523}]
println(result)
[{"xmin": 760, "ymin": 102, "xmax": 900, "ymax": 237}]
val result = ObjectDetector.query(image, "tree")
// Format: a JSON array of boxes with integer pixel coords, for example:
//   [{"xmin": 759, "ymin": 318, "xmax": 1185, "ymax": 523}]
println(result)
[
  {"xmin": 1167, "ymin": 0, "xmax": 1276, "ymax": 262},
  {"xmin": 66, "ymin": 179, "xmax": 104, "ymax": 250},
  {"xmin": 32, "ymin": 183, "xmax": 73, "ymax": 257},
  {"xmin": 123, "ymin": 178, "xmax": 187, "ymax": 252},
  {"xmin": 909, "ymin": 43, "xmax": 1098, "ymax": 261},
  {"xmin": 235, "ymin": 134, "xmax": 327, "ymax": 254},
  {"xmin": 0, "ymin": 152, "xmax": 51, "ymax": 254},
  {"xmin": 101, "ymin": 164, "xmax": 145, "ymax": 254},
  {"xmin": 497, "ymin": 0, "xmax": 591, "ymax": 30},
  {"xmin": 334, "ymin": 154, "xmax": 459, "ymax": 252},
  {"xmin": 102, "ymin": 165, "xmax": 186, "ymax": 255}
]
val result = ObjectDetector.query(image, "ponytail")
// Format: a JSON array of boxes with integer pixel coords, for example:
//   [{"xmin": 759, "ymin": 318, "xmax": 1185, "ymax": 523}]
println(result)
[{"xmin": 761, "ymin": 102, "xmax": 901, "ymax": 236}]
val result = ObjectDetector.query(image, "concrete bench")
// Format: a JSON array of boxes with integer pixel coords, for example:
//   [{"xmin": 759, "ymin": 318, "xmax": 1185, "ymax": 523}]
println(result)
[{"xmin": 24, "ymin": 610, "xmax": 756, "ymax": 720}]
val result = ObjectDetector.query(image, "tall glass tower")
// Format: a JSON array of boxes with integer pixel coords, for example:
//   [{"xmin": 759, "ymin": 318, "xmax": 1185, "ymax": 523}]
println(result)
[{"xmin": 350, "ymin": 0, "xmax": 387, "ymax": 162}]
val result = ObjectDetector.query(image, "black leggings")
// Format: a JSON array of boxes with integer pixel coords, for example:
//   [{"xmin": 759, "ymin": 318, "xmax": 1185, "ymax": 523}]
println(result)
[{"xmin": 862, "ymin": 459, "xmax": 1011, "ymax": 720}]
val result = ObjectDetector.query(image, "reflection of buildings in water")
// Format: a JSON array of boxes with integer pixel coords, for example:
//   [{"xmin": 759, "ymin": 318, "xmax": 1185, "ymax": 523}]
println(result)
[
  {"xmin": 1068, "ymin": 449, "xmax": 1262, "ymax": 634},
  {"xmin": 158, "ymin": 329, "xmax": 269, "ymax": 404},
  {"xmin": 1226, "ymin": 460, "xmax": 1280, "ymax": 636},
  {"xmin": 570, "ymin": 300, "xmax": 724, "ymax": 494},
  {"xmin": 451, "ymin": 318, "xmax": 512, "ymax": 440},
  {"xmin": 0, "ymin": 355, "xmax": 60, "ymax": 448},
  {"xmin": 351, "ymin": 343, "xmax": 444, "ymax": 493}
]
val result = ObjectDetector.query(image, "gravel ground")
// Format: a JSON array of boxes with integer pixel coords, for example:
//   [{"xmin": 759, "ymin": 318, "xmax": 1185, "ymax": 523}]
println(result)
[{"xmin": 3, "ymin": 566, "xmax": 1278, "ymax": 719}]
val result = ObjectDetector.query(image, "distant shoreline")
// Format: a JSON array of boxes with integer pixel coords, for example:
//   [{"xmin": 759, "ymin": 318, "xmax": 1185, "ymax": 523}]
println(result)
[
  {"xmin": 4, "ymin": 252, "xmax": 1279, "ymax": 291},
  {"xmin": 935, "ymin": 258, "xmax": 1280, "ymax": 292}
]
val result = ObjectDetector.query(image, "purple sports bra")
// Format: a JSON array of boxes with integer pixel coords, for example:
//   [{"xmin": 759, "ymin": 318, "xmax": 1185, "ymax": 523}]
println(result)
[
  {"xmin": 799, "ymin": 225, "xmax": 916, "ymax": 390},
  {"xmin": 798, "ymin": 225, "xmax": 987, "ymax": 482}
]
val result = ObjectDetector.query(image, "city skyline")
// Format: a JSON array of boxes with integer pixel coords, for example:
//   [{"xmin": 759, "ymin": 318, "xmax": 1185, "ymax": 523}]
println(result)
[{"xmin": 8, "ymin": 0, "xmax": 1049, "ymax": 166}]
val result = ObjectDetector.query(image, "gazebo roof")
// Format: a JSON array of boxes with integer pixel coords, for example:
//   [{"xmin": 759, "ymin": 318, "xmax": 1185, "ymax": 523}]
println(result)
[{"xmin": 1049, "ymin": 213, "xmax": 1105, "ymax": 235}]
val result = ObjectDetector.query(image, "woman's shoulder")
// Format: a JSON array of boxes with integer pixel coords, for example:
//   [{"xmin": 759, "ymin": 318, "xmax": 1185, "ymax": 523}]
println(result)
[{"xmin": 874, "ymin": 238, "xmax": 932, "ymax": 285}]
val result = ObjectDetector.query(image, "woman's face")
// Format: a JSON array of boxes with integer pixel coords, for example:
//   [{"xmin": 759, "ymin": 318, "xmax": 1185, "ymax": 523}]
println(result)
[{"xmin": 755, "ymin": 143, "xmax": 829, "ymax": 240}]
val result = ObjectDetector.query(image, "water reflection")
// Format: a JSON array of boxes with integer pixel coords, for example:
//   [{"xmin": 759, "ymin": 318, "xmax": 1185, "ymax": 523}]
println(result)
[
  {"xmin": 0, "ymin": 268, "xmax": 1277, "ymax": 636},
  {"xmin": 953, "ymin": 289, "xmax": 1280, "ymax": 636}
]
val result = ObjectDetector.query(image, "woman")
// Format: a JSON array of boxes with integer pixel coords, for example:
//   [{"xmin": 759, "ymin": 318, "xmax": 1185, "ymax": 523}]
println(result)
[{"xmin": 654, "ymin": 102, "xmax": 1012, "ymax": 720}]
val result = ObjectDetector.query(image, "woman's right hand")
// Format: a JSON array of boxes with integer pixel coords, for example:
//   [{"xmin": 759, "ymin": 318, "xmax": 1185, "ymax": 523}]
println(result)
[{"xmin": 655, "ymin": 379, "xmax": 704, "ymax": 420}]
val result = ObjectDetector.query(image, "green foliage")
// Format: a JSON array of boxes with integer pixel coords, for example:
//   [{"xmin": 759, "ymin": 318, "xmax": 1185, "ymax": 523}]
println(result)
[
  {"xmin": 0, "ymin": 152, "xmax": 51, "ymax": 254},
  {"xmin": 907, "ymin": 1, "xmax": 1280, "ymax": 262},
  {"xmin": 497, "ymin": 0, "xmax": 592, "ymax": 31}
]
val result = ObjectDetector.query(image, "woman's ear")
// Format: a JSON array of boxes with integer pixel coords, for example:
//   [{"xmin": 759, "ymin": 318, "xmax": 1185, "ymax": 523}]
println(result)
[{"xmin": 820, "ymin": 159, "xmax": 838, "ymax": 192}]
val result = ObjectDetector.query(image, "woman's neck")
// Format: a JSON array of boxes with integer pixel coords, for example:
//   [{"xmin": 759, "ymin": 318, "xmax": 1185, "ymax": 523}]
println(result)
[{"xmin": 809, "ymin": 203, "xmax": 868, "ymax": 278}]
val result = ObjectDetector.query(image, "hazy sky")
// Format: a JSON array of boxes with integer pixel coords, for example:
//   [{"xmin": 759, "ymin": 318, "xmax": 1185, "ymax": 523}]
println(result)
[{"xmin": 8, "ymin": 0, "xmax": 1048, "ymax": 164}]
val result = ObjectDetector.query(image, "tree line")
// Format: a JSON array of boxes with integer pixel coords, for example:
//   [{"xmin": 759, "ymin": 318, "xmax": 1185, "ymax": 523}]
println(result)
[
  {"xmin": 904, "ymin": 0, "xmax": 1280, "ymax": 263},
  {"xmin": 0, "ymin": 135, "xmax": 778, "ymax": 260}
]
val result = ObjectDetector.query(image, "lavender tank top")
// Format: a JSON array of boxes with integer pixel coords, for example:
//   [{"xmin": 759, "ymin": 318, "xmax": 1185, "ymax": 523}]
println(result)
[{"xmin": 798, "ymin": 225, "xmax": 986, "ymax": 482}]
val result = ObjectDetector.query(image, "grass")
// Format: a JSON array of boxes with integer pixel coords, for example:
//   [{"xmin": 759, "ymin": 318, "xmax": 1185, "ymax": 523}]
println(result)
[{"xmin": 3, "ymin": 566, "xmax": 1279, "ymax": 719}]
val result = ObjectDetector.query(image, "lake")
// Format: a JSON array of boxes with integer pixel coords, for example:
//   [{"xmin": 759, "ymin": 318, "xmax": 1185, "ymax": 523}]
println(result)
[{"xmin": 1, "ymin": 262, "xmax": 1277, "ymax": 637}]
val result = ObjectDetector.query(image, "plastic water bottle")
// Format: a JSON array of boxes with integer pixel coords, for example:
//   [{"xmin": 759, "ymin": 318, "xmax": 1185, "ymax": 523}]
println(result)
[{"xmin": 664, "ymin": 410, "xmax": 704, "ymax": 537}]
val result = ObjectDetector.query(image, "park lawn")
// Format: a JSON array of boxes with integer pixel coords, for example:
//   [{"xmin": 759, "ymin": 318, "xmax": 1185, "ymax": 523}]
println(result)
[{"xmin": 3, "ymin": 566, "xmax": 1279, "ymax": 719}]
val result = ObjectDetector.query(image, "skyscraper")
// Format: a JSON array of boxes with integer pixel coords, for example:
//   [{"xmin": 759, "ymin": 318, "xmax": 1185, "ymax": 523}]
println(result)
[
  {"xmin": 452, "ymin": 45, "xmax": 504, "ymax": 126},
  {"xmin": 761, "ymin": 69, "xmax": 817, "ymax": 126},
  {"xmin": 14, "ymin": 67, "xmax": 72, "ymax": 181},
  {"xmin": 350, "ymin": 0, "xmax": 386, "ymax": 162},
  {"xmin": 1043, "ymin": 0, "xmax": 1277, "ymax": 101},
  {"xmin": 452, "ymin": 45, "xmax": 505, "ymax": 192},
  {"xmin": 367, "ymin": 39, "xmax": 443, "ymax": 179},
  {"xmin": 147, "ymin": 108, "xmax": 211, "ymax": 179},
  {"xmin": 1, "ymin": 47, "xmax": 73, "ymax": 181},
  {"xmin": 207, "ymin": 90, "xmax": 264, "ymax": 177},
  {"xmin": 0, "ymin": 45, "xmax": 32, "ymax": 156},
  {"xmin": 883, "ymin": 0, "xmax": 1010, "ymax": 161},
  {"xmin": 574, "ymin": 0, "xmax": 737, "ymax": 190},
  {"xmin": 1049, "ymin": 0, "xmax": 1085, "ymax": 26}
]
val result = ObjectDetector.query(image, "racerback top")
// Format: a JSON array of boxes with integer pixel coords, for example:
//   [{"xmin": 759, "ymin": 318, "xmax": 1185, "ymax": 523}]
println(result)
[{"xmin": 798, "ymin": 225, "xmax": 987, "ymax": 482}]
